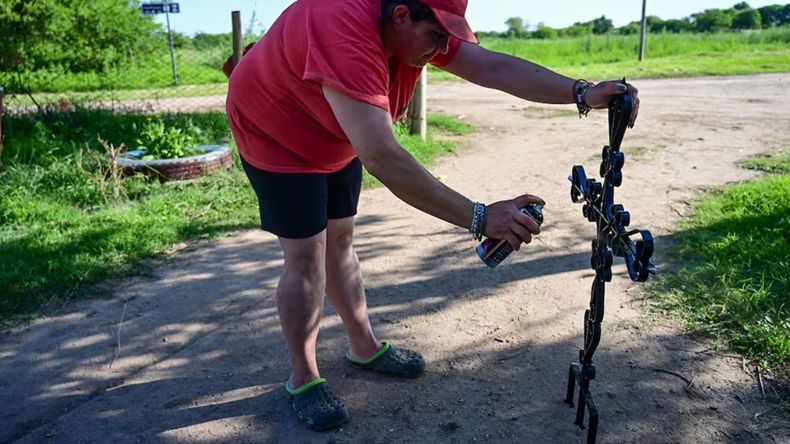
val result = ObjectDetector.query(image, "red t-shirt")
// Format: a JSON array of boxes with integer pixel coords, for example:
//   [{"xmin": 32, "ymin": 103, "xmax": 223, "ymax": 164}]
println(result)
[{"xmin": 226, "ymin": 0, "xmax": 463, "ymax": 173}]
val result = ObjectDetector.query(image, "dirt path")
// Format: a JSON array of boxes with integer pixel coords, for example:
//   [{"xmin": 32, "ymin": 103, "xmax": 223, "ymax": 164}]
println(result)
[{"xmin": 2, "ymin": 74, "xmax": 789, "ymax": 443}]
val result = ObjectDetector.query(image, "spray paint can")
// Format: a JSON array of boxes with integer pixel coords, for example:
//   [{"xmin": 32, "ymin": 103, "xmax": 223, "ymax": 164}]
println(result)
[{"xmin": 476, "ymin": 204, "xmax": 544, "ymax": 268}]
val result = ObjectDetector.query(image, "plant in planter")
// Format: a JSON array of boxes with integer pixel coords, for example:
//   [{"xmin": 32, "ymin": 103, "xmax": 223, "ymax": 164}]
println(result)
[
  {"xmin": 117, "ymin": 117, "xmax": 232, "ymax": 181},
  {"xmin": 135, "ymin": 118, "xmax": 204, "ymax": 160}
]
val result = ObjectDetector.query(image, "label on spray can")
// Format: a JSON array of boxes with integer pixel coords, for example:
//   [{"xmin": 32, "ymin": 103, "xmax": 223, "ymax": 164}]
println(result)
[{"xmin": 476, "ymin": 204, "xmax": 544, "ymax": 268}]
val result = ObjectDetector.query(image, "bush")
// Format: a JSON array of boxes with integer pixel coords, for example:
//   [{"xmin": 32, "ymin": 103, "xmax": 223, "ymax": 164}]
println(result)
[
  {"xmin": 733, "ymin": 9, "xmax": 763, "ymax": 29},
  {"xmin": 0, "ymin": 0, "xmax": 161, "ymax": 76}
]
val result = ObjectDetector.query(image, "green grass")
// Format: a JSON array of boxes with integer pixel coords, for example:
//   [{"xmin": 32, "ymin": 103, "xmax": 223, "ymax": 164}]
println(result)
[
  {"xmin": 0, "ymin": 110, "xmax": 470, "ymax": 323},
  {"xmin": 4, "ymin": 29, "xmax": 790, "ymax": 108},
  {"xmin": 651, "ymin": 152, "xmax": 790, "ymax": 375},
  {"xmin": 362, "ymin": 115, "xmax": 474, "ymax": 188},
  {"xmin": 429, "ymin": 29, "xmax": 790, "ymax": 81},
  {"xmin": 741, "ymin": 150, "xmax": 790, "ymax": 174}
]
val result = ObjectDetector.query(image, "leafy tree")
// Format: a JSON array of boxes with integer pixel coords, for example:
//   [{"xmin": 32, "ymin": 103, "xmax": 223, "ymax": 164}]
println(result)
[
  {"xmin": 591, "ymin": 15, "xmax": 614, "ymax": 34},
  {"xmin": 646, "ymin": 15, "xmax": 666, "ymax": 33},
  {"xmin": 732, "ymin": 8, "xmax": 762, "ymax": 29},
  {"xmin": 618, "ymin": 22, "xmax": 642, "ymax": 35},
  {"xmin": 192, "ymin": 32, "xmax": 233, "ymax": 50},
  {"xmin": 533, "ymin": 24, "xmax": 558, "ymax": 40},
  {"xmin": 692, "ymin": 9, "xmax": 734, "ymax": 32},
  {"xmin": 732, "ymin": 2, "xmax": 751, "ymax": 10},
  {"xmin": 560, "ymin": 22, "xmax": 593, "ymax": 37},
  {"xmin": 171, "ymin": 32, "xmax": 191, "ymax": 49},
  {"xmin": 0, "ymin": 0, "xmax": 161, "ymax": 75},
  {"xmin": 758, "ymin": 4, "xmax": 785, "ymax": 27},
  {"xmin": 664, "ymin": 18, "xmax": 694, "ymax": 33},
  {"xmin": 504, "ymin": 17, "xmax": 528, "ymax": 38}
]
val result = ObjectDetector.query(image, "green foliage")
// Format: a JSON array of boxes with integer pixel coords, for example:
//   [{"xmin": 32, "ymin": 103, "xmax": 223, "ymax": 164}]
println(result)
[
  {"xmin": 0, "ymin": 0, "xmax": 161, "ymax": 78},
  {"xmin": 733, "ymin": 8, "xmax": 763, "ymax": 29},
  {"xmin": 560, "ymin": 23, "xmax": 593, "ymax": 38},
  {"xmin": 591, "ymin": 16, "xmax": 614, "ymax": 34},
  {"xmin": 192, "ymin": 32, "xmax": 233, "ymax": 50},
  {"xmin": 618, "ymin": 23, "xmax": 642, "ymax": 36},
  {"xmin": 663, "ymin": 18, "xmax": 694, "ymax": 33},
  {"xmin": 534, "ymin": 24, "xmax": 559, "ymax": 40},
  {"xmin": 646, "ymin": 15, "xmax": 666, "ymax": 33},
  {"xmin": 758, "ymin": 5, "xmax": 787, "ymax": 27},
  {"xmin": 652, "ymin": 174, "xmax": 790, "ymax": 372},
  {"xmin": 692, "ymin": 8, "xmax": 735, "ymax": 32},
  {"xmin": 135, "ymin": 118, "xmax": 204, "ymax": 159},
  {"xmin": 504, "ymin": 17, "xmax": 528, "ymax": 39},
  {"xmin": 741, "ymin": 151, "xmax": 790, "ymax": 174},
  {"xmin": 428, "ymin": 29, "xmax": 790, "ymax": 82},
  {"xmin": 0, "ymin": 110, "xmax": 470, "ymax": 321}
]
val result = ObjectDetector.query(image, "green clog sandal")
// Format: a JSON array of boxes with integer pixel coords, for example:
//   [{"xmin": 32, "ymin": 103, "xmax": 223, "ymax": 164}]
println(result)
[
  {"xmin": 286, "ymin": 378, "xmax": 349, "ymax": 431},
  {"xmin": 345, "ymin": 342, "xmax": 425, "ymax": 378}
]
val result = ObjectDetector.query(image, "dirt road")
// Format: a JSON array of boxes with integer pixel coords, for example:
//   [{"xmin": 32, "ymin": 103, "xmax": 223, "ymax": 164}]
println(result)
[{"xmin": 2, "ymin": 74, "xmax": 789, "ymax": 443}]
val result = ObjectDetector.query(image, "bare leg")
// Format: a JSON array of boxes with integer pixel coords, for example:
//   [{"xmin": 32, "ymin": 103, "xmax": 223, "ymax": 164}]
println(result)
[
  {"xmin": 325, "ymin": 216, "xmax": 382, "ymax": 360},
  {"xmin": 277, "ymin": 231, "xmax": 327, "ymax": 388}
]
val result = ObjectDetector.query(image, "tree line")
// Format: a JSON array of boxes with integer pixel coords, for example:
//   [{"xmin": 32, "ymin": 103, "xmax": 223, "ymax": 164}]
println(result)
[
  {"xmin": 1, "ymin": 0, "xmax": 788, "ymax": 83},
  {"xmin": 486, "ymin": 2, "xmax": 790, "ymax": 40}
]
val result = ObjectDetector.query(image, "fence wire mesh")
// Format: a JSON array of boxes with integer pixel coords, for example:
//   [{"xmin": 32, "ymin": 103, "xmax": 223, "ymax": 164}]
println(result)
[{"xmin": 0, "ymin": 30, "xmax": 234, "ymax": 116}]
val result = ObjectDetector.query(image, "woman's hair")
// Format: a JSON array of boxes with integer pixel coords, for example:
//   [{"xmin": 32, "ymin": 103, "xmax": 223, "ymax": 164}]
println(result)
[{"xmin": 381, "ymin": 0, "xmax": 438, "ymax": 24}]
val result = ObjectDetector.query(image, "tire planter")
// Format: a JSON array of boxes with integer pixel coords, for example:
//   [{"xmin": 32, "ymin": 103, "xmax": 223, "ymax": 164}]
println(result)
[{"xmin": 116, "ymin": 144, "xmax": 233, "ymax": 181}]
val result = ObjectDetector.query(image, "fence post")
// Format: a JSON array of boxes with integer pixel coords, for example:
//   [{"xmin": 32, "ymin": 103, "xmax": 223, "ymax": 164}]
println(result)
[
  {"xmin": 0, "ymin": 86, "xmax": 4, "ymax": 166},
  {"xmin": 232, "ymin": 11, "xmax": 243, "ymax": 68},
  {"xmin": 639, "ymin": 0, "xmax": 647, "ymax": 61},
  {"xmin": 407, "ymin": 69, "xmax": 427, "ymax": 139}
]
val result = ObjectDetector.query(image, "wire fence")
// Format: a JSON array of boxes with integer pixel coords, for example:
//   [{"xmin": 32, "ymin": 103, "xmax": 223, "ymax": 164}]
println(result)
[{"xmin": 0, "ymin": 26, "xmax": 238, "ymax": 117}]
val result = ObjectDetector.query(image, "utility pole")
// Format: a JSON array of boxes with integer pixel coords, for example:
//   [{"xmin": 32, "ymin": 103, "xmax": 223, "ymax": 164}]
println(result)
[
  {"xmin": 639, "ymin": 0, "xmax": 647, "ymax": 61},
  {"xmin": 164, "ymin": 0, "xmax": 179, "ymax": 85}
]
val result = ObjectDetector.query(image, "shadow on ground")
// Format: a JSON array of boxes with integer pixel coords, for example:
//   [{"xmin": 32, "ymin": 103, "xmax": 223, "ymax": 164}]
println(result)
[{"xmin": 1, "ymin": 214, "xmax": 787, "ymax": 443}]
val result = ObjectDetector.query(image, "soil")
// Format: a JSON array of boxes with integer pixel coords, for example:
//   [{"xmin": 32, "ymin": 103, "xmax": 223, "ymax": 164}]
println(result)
[{"xmin": 1, "ymin": 74, "xmax": 789, "ymax": 443}]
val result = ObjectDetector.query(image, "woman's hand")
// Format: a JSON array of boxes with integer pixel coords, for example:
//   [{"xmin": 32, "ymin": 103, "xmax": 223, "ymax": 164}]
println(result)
[
  {"xmin": 484, "ymin": 194, "xmax": 545, "ymax": 250},
  {"xmin": 584, "ymin": 80, "xmax": 640, "ymax": 127}
]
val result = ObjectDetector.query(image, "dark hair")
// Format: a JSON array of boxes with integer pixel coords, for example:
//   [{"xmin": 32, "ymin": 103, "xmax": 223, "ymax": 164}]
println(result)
[{"xmin": 381, "ymin": 0, "xmax": 438, "ymax": 24}]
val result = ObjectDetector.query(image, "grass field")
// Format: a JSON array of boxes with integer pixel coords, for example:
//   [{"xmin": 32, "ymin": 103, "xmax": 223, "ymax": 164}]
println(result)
[
  {"xmin": 651, "ymin": 151, "xmax": 790, "ymax": 376},
  {"xmin": 3, "ymin": 28, "xmax": 790, "ymax": 109},
  {"xmin": 0, "ymin": 110, "xmax": 471, "ymax": 324},
  {"xmin": 430, "ymin": 29, "xmax": 790, "ymax": 81}
]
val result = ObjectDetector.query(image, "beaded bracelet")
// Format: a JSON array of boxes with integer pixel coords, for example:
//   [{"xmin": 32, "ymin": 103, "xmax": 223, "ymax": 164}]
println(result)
[
  {"xmin": 572, "ymin": 79, "xmax": 594, "ymax": 118},
  {"xmin": 470, "ymin": 202, "xmax": 487, "ymax": 241}
]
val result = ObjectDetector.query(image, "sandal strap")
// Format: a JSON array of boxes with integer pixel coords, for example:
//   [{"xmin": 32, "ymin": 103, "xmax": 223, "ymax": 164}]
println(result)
[
  {"xmin": 285, "ymin": 377, "xmax": 327, "ymax": 395},
  {"xmin": 345, "ymin": 342, "xmax": 391, "ymax": 365}
]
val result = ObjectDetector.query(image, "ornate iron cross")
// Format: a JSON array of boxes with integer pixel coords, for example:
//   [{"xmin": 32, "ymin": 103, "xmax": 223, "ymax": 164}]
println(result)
[{"xmin": 564, "ymin": 91, "xmax": 656, "ymax": 443}]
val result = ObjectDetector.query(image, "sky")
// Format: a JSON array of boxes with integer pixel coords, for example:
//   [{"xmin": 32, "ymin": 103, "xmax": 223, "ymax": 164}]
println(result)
[{"xmin": 152, "ymin": 1, "xmax": 785, "ymax": 36}]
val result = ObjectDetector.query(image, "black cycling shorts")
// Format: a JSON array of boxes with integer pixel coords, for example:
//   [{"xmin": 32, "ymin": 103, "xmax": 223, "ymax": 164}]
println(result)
[{"xmin": 240, "ymin": 156, "xmax": 363, "ymax": 239}]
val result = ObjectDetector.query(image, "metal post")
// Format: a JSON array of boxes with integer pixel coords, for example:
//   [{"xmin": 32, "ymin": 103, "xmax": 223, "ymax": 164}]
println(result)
[
  {"xmin": 638, "ymin": 0, "xmax": 647, "ymax": 61},
  {"xmin": 165, "ymin": 0, "xmax": 179, "ymax": 85},
  {"xmin": 408, "ymin": 69, "xmax": 427, "ymax": 139},
  {"xmin": 232, "ymin": 11, "xmax": 243, "ymax": 67}
]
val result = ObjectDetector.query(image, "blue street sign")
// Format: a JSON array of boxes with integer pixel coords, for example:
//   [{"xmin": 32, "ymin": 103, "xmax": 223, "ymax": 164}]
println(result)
[{"xmin": 141, "ymin": 3, "xmax": 180, "ymax": 15}]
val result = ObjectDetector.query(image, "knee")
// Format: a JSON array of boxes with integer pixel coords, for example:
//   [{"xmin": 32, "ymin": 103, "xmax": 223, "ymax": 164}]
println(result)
[
  {"xmin": 284, "ymin": 249, "xmax": 324, "ymax": 277},
  {"xmin": 327, "ymin": 228, "xmax": 355, "ymax": 256}
]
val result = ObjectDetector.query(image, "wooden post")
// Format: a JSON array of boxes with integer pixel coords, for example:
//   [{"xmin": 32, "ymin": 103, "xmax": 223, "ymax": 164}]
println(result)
[
  {"xmin": 232, "ymin": 11, "xmax": 243, "ymax": 67},
  {"xmin": 639, "ymin": 0, "xmax": 647, "ymax": 61},
  {"xmin": 408, "ymin": 69, "xmax": 427, "ymax": 139}
]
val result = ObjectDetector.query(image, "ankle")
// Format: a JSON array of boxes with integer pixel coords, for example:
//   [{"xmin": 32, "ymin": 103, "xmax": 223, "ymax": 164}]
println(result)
[
  {"xmin": 348, "ymin": 339, "xmax": 384, "ymax": 361},
  {"xmin": 288, "ymin": 373, "xmax": 322, "ymax": 390}
]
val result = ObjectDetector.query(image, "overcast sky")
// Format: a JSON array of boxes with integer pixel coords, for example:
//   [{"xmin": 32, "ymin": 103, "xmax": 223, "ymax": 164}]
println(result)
[{"xmin": 152, "ymin": 1, "xmax": 786, "ymax": 35}]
